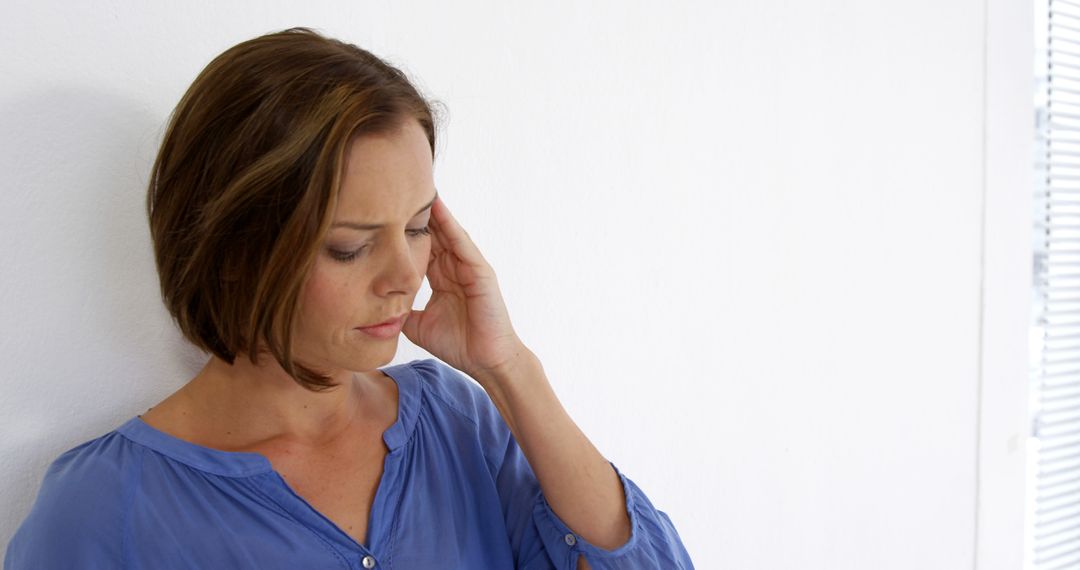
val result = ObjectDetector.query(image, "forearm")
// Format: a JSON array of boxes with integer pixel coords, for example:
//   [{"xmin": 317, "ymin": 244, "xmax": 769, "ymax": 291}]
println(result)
[{"xmin": 472, "ymin": 348, "xmax": 633, "ymax": 560}]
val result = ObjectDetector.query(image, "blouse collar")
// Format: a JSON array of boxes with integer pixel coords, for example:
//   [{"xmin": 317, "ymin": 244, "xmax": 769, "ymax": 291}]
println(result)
[{"xmin": 115, "ymin": 361, "xmax": 421, "ymax": 478}]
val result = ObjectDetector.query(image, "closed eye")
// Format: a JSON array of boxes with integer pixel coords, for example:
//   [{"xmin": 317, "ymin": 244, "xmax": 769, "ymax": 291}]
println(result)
[{"xmin": 329, "ymin": 226, "xmax": 431, "ymax": 263}]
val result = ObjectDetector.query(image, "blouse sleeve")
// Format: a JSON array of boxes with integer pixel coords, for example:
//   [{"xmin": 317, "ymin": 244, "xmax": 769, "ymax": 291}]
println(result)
[
  {"xmin": 493, "ymin": 427, "xmax": 695, "ymax": 570},
  {"xmin": 4, "ymin": 444, "xmax": 127, "ymax": 570},
  {"xmin": 417, "ymin": 357, "xmax": 695, "ymax": 570}
]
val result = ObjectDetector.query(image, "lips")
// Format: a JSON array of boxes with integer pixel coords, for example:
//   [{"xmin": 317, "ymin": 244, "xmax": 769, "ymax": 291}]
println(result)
[{"xmin": 359, "ymin": 312, "xmax": 407, "ymax": 329}]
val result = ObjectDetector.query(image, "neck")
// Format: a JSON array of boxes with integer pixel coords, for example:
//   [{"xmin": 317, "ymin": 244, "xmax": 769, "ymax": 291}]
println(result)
[{"xmin": 177, "ymin": 354, "xmax": 375, "ymax": 450}]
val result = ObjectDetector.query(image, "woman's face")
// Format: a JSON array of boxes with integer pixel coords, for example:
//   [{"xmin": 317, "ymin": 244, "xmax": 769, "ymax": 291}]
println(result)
[{"xmin": 293, "ymin": 118, "xmax": 435, "ymax": 376}]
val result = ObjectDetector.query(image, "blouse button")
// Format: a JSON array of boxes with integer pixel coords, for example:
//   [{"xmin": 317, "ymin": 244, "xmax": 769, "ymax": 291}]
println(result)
[
  {"xmin": 564, "ymin": 533, "xmax": 577, "ymax": 546},
  {"xmin": 361, "ymin": 554, "xmax": 377, "ymax": 568}
]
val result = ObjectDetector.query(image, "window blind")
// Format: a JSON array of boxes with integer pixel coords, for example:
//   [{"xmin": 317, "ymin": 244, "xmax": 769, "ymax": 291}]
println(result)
[{"xmin": 1032, "ymin": 1, "xmax": 1080, "ymax": 568}]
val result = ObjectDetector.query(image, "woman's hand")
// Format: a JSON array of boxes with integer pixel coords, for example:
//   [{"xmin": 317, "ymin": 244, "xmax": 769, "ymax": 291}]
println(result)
[{"xmin": 400, "ymin": 195, "xmax": 530, "ymax": 385}]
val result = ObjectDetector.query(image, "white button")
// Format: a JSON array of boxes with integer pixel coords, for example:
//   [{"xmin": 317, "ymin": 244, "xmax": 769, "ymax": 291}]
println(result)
[
  {"xmin": 564, "ymin": 533, "xmax": 577, "ymax": 546},
  {"xmin": 362, "ymin": 555, "xmax": 376, "ymax": 568}
]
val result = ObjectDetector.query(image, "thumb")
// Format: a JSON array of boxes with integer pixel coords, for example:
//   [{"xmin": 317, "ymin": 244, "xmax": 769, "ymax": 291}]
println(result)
[{"xmin": 400, "ymin": 309, "xmax": 424, "ymax": 343}]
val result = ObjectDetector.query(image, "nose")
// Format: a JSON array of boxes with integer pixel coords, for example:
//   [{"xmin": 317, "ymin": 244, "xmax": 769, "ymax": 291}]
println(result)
[{"xmin": 377, "ymin": 234, "xmax": 425, "ymax": 295}]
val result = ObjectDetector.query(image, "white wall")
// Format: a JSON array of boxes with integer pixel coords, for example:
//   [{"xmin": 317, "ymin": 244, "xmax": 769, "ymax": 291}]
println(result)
[{"xmin": 0, "ymin": 1, "xmax": 1032, "ymax": 568}]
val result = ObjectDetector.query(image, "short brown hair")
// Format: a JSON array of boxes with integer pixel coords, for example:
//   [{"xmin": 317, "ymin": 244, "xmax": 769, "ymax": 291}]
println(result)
[{"xmin": 145, "ymin": 27, "xmax": 441, "ymax": 392}]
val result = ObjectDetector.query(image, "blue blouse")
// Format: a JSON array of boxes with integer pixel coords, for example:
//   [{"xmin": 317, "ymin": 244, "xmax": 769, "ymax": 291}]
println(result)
[{"xmin": 4, "ymin": 358, "xmax": 693, "ymax": 569}]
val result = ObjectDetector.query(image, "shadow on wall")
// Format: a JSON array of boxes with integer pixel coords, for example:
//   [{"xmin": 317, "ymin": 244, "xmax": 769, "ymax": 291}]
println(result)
[{"xmin": 0, "ymin": 85, "xmax": 207, "ymax": 543}]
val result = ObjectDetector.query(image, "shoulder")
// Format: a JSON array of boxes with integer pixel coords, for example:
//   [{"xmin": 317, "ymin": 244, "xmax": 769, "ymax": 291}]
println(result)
[
  {"xmin": 407, "ymin": 358, "xmax": 501, "ymax": 425},
  {"xmin": 4, "ymin": 429, "xmax": 138, "ymax": 568},
  {"xmin": 405, "ymin": 358, "xmax": 513, "ymax": 459}
]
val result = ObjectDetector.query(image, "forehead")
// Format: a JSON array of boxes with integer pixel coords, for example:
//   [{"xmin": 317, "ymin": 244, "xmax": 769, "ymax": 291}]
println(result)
[{"xmin": 335, "ymin": 120, "xmax": 434, "ymax": 215}]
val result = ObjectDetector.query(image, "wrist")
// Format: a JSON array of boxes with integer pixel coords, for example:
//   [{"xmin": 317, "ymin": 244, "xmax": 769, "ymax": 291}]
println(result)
[
  {"xmin": 470, "ymin": 345, "xmax": 547, "ymax": 441},
  {"xmin": 470, "ymin": 344, "xmax": 540, "ymax": 387}
]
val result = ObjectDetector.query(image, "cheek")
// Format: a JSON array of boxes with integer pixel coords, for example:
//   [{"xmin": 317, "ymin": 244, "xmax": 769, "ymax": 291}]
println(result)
[{"xmin": 298, "ymin": 267, "xmax": 351, "ymax": 327}]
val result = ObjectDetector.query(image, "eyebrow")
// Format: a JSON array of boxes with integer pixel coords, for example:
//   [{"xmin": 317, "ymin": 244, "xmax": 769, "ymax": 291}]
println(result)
[{"xmin": 331, "ymin": 191, "xmax": 438, "ymax": 231}]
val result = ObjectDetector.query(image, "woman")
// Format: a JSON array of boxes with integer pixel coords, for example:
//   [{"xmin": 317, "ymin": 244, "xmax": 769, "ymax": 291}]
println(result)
[{"xmin": 3, "ymin": 27, "xmax": 693, "ymax": 570}]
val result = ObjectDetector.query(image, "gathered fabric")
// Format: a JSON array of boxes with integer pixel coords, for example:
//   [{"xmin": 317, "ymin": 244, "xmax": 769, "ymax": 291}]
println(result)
[{"xmin": 4, "ymin": 358, "xmax": 694, "ymax": 569}]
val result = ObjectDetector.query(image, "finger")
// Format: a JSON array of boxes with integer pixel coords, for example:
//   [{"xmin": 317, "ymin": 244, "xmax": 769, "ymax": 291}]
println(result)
[{"xmin": 431, "ymin": 196, "xmax": 487, "ymax": 267}]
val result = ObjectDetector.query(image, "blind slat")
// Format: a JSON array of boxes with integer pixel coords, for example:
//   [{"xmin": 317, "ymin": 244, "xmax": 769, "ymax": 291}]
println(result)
[{"xmin": 1033, "ymin": 2, "xmax": 1080, "ymax": 566}]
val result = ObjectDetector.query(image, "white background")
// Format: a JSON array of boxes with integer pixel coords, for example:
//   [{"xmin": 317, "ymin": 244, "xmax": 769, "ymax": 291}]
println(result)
[{"xmin": 0, "ymin": 1, "xmax": 1032, "ymax": 568}]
